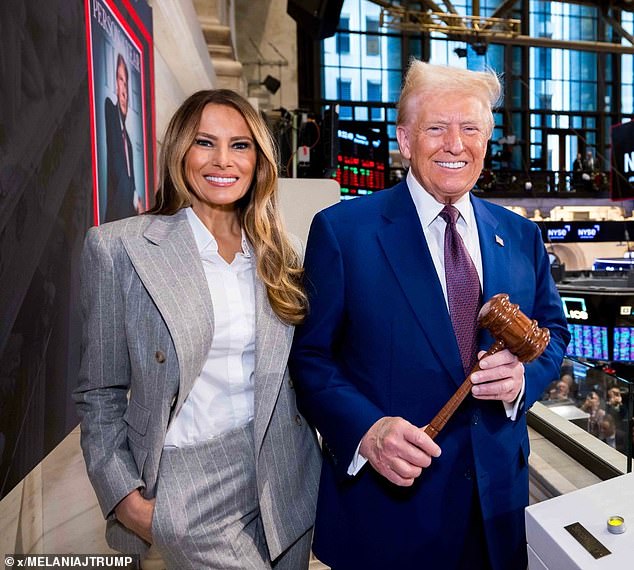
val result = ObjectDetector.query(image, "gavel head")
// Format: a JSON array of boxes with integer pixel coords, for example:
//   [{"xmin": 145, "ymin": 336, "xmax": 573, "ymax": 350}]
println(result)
[{"xmin": 477, "ymin": 293, "xmax": 550, "ymax": 362}]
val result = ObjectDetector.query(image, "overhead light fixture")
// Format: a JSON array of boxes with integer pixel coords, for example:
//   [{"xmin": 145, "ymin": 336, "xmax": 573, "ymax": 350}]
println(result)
[
  {"xmin": 453, "ymin": 47, "xmax": 468, "ymax": 58},
  {"xmin": 472, "ymin": 42, "xmax": 488, "ymax": 56},
  {"xmin": 262, "ymin": 75, "xmax": 281, "ymax": 94}
]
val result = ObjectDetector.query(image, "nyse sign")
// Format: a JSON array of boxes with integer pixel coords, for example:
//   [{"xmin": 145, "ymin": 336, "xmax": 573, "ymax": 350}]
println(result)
[
  {"xmin": 626, "ymin": 150, "xmax": 634, "ymax": 183},
  {"xmin": 540, "ymin": 221, "xmax": 630, "ymax": 243}
]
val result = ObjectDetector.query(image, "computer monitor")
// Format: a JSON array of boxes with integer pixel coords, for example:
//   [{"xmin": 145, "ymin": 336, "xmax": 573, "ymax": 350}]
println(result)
[
  {"xmin": 332, "ymin": 120, "xmax": 388, "ymax": 200},
  {"xmin": 559, "ymin": 287, "xmax": 634, "ymax": 364},
  {"xmin": 613, "ymin": 326, "xmax": 634, "ymax": 362},
  {"xmin": 566, "ymin": 324, "xmax": 609, "ymax": 360}
]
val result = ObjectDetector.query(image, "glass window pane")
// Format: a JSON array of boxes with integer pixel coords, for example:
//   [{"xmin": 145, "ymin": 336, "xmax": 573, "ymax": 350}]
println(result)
[
  {"xmin": 336, "ymin": 17, "xmax": 350, "ymax": 54},
  {"xmin": 318, "ymin": 0, "xmax": 623, "ymax": 187}
]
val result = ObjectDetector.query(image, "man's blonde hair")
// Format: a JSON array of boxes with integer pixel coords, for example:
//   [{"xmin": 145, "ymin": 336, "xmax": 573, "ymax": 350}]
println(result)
[{"xmin": 396, "ymin": 60, "xmax": 501, "ymax": 137}]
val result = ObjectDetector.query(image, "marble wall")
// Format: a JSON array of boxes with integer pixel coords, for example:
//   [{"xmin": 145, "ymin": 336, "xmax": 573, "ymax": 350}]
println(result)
[
  {"xmin": 0, "ymin": 427, "xmax": 113, "ymax": 557},
  {"xmin": 151, "ymin": 0, "xmax": 218, "ymax": 139},
  {"xmin": 235, "ymin": 0, "xmax": 298, "ymax": 112}
]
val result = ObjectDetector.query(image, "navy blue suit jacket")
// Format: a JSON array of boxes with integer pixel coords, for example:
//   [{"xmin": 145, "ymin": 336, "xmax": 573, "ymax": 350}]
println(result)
[{"xmin": 289, "ymin": 181, "xmax": 569, "ymax": 570}]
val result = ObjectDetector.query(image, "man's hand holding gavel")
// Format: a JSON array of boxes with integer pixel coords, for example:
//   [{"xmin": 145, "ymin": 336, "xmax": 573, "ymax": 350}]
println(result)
[{"xmin": 360, "ymin": 294, "xmax": 549, "ymax": 485}]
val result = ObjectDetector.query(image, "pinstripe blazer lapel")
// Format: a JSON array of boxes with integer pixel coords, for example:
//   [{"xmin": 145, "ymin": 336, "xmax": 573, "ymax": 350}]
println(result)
[
  {"xmin": 253, "ymin": 277, "xmax": 294, "ymax": 453},
  {"xmin": 121, "ymin": 210, "xmax": 214, "ymax": 415}
]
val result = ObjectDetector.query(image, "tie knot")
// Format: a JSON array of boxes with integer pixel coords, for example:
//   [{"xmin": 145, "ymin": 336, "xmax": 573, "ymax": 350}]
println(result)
[{"xmin": 439, "ymin": 204, "xmax": 459, "ymax": 226}]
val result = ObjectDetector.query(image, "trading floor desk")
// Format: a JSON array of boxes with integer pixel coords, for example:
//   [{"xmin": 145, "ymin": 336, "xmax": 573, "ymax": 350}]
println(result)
[{"xmin": 525, "ymin": 472, "xmax": 634, "ymax": 569}]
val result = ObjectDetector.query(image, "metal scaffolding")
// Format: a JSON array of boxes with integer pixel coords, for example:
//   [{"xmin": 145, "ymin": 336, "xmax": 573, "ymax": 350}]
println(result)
[{"xmin": 369, "ymin": 0, "xmax": 634, "ymax": 54}]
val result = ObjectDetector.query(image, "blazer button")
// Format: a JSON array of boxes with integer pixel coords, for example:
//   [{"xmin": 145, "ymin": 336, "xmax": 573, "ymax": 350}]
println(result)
[
  {"xmin": 155, "ymin": 350, "xmax": 166, "ymax": 363},
  {"xmin": 288, "ymin": 378, "xmax": 294, "ymax": 389},
  {"xmin": 294, "ymin": 414, "xmax": 303, "ymax": 426}
]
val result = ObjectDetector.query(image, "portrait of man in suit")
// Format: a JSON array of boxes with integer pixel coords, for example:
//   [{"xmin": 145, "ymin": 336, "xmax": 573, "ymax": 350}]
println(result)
[
  {"xmin": 290, "ymin": 60, "xmax": 570, "ymax": 570},
  {"xmin": 104, "ymin": 53, "xmax": 139, "ymax": 222}
]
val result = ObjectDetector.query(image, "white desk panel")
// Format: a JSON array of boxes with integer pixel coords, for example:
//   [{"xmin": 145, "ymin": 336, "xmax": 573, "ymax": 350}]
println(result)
[{"xmin": 526, "ymin": 472, "xmax": 634, "ymax": 569}]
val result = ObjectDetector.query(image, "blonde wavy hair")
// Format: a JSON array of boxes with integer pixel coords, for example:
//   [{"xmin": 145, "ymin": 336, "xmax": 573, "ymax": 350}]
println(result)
[
  {"xmin": 397, "ymin": 59, "xmax": 501, "ymax": 138},
  {"xmin": 148, "ymin": 89, "xmax": 307, "ymax": 325}
]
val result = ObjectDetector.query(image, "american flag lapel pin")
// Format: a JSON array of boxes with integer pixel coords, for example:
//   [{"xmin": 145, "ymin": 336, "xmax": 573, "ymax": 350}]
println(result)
[{"xmin": 495, "ymin": 234, "xmax": 505, "ymax": 247}]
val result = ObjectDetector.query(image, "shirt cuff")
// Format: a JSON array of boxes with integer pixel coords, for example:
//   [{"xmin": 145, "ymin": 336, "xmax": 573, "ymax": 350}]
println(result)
[
  {"xmin": 347, "ymin": 441, "xmax": 368, "ymax": 476},
  {"xmin": 503, "ymin": 375, "xmax": 526, "ymax": 420}
]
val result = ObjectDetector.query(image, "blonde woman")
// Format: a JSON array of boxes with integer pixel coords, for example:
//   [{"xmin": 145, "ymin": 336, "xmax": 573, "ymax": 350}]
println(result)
[{"xmin": 75, "ymin": 90, "xmax": 321, "ymax": 569}]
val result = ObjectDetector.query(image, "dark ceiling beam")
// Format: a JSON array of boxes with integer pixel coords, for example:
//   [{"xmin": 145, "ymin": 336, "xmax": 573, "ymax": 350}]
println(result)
[
  {"xmin": 441, "ymin": 0, "xmax": 459, "ymax": 16},
  {"xmin": 398, "ymin": 0, "xmax": 634, "ymax": 13},
  {"xmin": 601, "ymin": 10, "xmax": 634, "ymax": 46},
  {"xmin": 490, "ymin": 0, "xmax": 519, "ymax": 20},
  {"xmin": 487, "ymin": 34, "xmax": 634, "ymax": 53},
  {"xmin": 418, "ymin": 0, "xmax": 445, "ymax": 13},
  {"xmin": 480, "ymin": 0, "xmax": 518, "ymax": 32},
  {"xmin": 562, "ymin": 0, "xmax": 633, "ymax": 11}
]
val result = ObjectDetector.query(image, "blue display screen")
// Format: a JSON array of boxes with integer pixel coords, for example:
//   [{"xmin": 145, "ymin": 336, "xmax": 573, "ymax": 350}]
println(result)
[
  {"xmin": 613, "ymin": 327, "xmax": 634, "ymax": 361},
  {"xmin": 566, "ymin": 324, "xmax": 609, "ymax": 360}
]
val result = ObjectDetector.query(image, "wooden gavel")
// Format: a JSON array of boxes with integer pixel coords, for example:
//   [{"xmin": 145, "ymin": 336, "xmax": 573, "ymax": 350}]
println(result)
[{"xmin": 424, "ymin": 293, "xmax": 550, "ymax": 440}]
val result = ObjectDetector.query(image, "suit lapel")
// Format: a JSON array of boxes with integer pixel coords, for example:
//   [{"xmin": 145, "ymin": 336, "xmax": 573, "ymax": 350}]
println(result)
[
  {"xmin": 377, "ymin": 183, "xmax": 463, "ymax": 384},
  {"xmin": 122, "ymin": 210, "xmax": 214, "ymax": 415},
  {"xmin": 253, "ymin": 277, "xmax": 294, "ymax": 454},
  {"xmin": 472, "ymin": 196, "xmax": 512, "ymax": 348}
]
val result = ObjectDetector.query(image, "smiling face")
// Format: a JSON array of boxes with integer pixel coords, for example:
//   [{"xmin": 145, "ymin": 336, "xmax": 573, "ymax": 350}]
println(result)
[
  {"xmin": 184, "ymin": 103, "xmax": 257, "ymax": 217},
  {"xmin": 397, "ymin": 91, "xmax": 490, "ymax": 204},
  {"xmin": 116, "ymin": 59, "xmax": 129, "ymax": 120}
]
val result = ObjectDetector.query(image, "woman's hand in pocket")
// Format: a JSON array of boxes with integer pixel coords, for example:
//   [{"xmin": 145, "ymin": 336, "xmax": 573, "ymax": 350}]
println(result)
[{"xmin": 114, "ymin": 488, "xmax": 156, "ymax": 543}]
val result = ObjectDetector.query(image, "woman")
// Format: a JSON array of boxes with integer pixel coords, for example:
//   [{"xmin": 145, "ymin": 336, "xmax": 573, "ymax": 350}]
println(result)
[{"xmin": 74, "ymin": 90, "xmax": 321, "ymax": 569}]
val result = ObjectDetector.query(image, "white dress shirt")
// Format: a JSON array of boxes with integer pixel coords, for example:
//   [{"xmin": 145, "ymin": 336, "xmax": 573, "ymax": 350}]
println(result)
[
  {"xmin": 407, "ymin": 171, "xmax": 484, "ymax": 303},
  {"xmin": 164, "ymin": 207, "xmax": 256, "ymax": 447},
  {"xmin": 348, "ymin": 172, "xmax": 523, "ymax": 475}
]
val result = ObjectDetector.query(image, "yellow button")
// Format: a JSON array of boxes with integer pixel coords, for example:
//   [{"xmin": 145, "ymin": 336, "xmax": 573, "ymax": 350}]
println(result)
[{"xmin": 607, "ymin": 516, "xmax": 626, "ymax": 534}]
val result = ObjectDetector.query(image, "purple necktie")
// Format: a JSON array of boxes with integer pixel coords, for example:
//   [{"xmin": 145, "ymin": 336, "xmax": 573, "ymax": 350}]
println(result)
[{"xmin": 439, "ymin": 205, "xmax": 482, "ymax": 374}]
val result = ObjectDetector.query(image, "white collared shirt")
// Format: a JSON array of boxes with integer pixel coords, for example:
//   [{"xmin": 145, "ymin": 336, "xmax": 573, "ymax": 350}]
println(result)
[
  {"xmin": 164, "ymin": 207, "xmax": 256, "ymax": 447},
  {"xmin": 406, "ymin": 170, "xmax": 483, "ymax": 302},
  {"xmin": 406, "ymin": 170, "xmax": 522, "ymax": 419}
]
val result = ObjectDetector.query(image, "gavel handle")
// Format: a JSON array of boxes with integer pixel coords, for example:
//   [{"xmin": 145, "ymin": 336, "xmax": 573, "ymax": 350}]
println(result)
[{"xmin": 424, "ymin": 339, "xmax": 506, "ymax": 440}]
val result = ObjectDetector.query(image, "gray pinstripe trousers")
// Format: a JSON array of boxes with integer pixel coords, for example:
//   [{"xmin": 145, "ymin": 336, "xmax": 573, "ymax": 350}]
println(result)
[{"xmin": 150, "ymin": 421, "xmax": 311, "ymax": 570}]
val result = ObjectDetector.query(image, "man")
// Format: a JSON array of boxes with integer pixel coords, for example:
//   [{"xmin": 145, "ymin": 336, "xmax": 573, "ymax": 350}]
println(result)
[
  {"xmin": 289, "ymin": 61, "xmax": 569, "ymax": 570},
  {"xmin": 572, "ymin": 152, "xmax": 584, "ymax": 189},
  {"xmin": 104, "ymin": 54, "xmax": 138, "ymax": 222}
]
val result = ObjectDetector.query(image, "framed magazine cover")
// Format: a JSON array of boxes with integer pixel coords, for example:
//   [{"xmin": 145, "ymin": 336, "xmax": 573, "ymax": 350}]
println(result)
[{"xmin": 84, "ymin": 0, "xmax": 154, "ymax": 224}]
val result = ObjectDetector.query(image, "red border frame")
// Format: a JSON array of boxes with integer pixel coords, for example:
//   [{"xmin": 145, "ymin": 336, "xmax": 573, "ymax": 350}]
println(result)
[{"xmin": 84, "ymin": 0, "xmax": 154, "ymax": 225}]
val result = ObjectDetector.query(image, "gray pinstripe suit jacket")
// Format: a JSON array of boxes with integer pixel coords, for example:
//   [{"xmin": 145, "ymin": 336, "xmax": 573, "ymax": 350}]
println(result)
[{"xmin": 74, "ymin": 209, "xmax": 321, "ymax": 559}]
